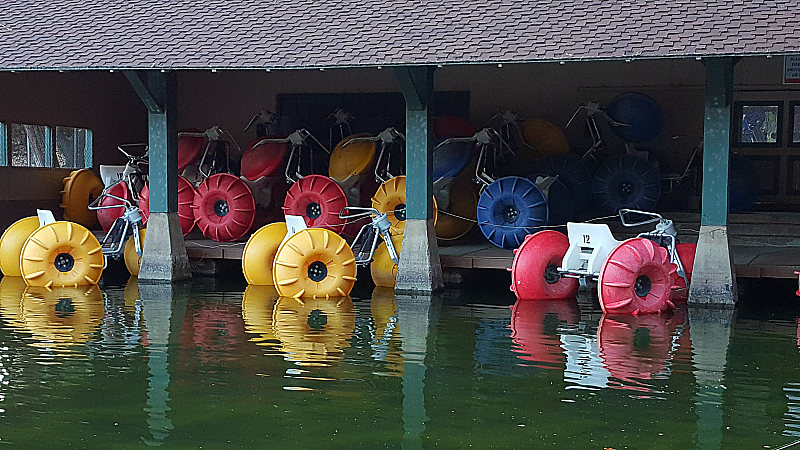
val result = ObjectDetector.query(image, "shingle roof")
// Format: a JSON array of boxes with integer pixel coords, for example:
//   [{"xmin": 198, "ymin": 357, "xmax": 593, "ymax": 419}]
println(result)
[{"xmin": 2, "ymin": 0, "xmax": 799, "ymax": 70}]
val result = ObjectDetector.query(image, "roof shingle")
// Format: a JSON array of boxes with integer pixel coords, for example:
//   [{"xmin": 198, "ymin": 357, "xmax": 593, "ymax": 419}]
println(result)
[{"xmin": 1, "ymin": 0, "xmax": 799, "ymax": 70}]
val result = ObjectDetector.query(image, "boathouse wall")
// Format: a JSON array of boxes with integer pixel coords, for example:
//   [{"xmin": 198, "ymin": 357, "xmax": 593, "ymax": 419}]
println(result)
[{"xmin": 0, "ymin": 56, "xmax": 797, "ymax": 231}]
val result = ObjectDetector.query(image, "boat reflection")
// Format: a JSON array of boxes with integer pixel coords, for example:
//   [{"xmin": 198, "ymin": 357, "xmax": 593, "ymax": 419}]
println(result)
[
  {"xmin": 0, "ymin": 276, "xmax": 104, "ymax": 357},
  {"xmin": 273, "ymin": 296, "xmax": 355, "ymax": 367},
  {"xmin": 370, "ymin": 287, "xmax": 403, "ymax": 375},
  {"xmin": 510, "ymin": 298, "xmax": 579, "ymax": 369},
  {"xmin": 241, "ymin": 284, "xmax": 280, "ymax": 351},
  {"xmin": 597, "ymin": 312, "xmax": 681, "ymax": 391},
  {"xmin": 241, "ymin": 285, "xmax": 356, "ymax": 367}
]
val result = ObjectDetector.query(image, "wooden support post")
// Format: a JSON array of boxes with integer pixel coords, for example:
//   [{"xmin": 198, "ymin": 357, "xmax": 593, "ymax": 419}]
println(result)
[
  {"xmin": 125, "ymin": 70, "xmax": 190, "ymax": 283},
  {"xmin": 689, "ymin": 57, "xmax": 737, "ymax": 307},
  {"xmin": 393, "ymin": 66, "xmax": 443, "ymax": 293}
]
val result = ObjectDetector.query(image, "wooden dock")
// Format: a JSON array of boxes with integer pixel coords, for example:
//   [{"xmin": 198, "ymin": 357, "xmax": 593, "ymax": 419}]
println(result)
[{"xmin": 182, "ymin": 211, "xmax": 800, "ymax": 279}]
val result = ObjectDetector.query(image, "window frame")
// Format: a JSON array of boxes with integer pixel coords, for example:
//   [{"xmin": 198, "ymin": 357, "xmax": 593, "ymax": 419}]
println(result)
[
  {"xmin": 0, "ymin": 121, "xmax": 92, "ymax": 169},
  {"xmin": 731, "ymin": 101, "xmax": 784, "ymax": 148},
  {"xmin": 790, "ymin": 101, "xmax": 800, "ymax": 147}
]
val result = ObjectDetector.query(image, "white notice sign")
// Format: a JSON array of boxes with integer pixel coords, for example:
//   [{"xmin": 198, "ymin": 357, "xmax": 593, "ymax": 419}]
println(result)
[{"xmin": 785, "ymin": 55, "xmax": 800, "ymax": 84}]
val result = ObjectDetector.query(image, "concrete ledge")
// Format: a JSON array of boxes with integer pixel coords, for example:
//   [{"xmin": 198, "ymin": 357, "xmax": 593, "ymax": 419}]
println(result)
[
  {"xmin": 395, "ymin": 218, "xmax": 443, "ymax": 294},
  {"xmin": 139, "ymin": 212, "xmax": 192, "ymax": 283},
  {"xmin": 688, "ymin": 225, "xmax": 737, "ymax": 308}
]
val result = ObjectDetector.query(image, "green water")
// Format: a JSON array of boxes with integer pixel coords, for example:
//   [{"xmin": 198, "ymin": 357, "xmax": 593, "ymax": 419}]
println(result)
[{"xmin": 1, "ymin": 274, "xmax": 799, "ymax": 449}]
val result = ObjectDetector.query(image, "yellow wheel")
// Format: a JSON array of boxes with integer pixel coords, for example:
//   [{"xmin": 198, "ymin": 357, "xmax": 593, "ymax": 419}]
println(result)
[
  {"xmin": 273, "ymin": 296, "xmax": 355, "ymax": 366},
  {"xmin": 18, "ymin": 285, "xmax": 104, "ymax": 352},
  {"xmin": 371, "ymin": 176, "xmax": 438, "ymax": 236},
  {"xmin": 124, "ymin": 228, "xmax": 146, "ymax": 277},
  {"xmin": 0, "ymin": 216, "xmax": 40, "ymax": 277},
  {"xmin": 371, "ymin": 234, "xmax": 402, "ymax": 288},
  {"xmin": 20, "ymin": 221, "xmax": 104, "ymax": 287},
  {"xmin": 60, "ymin": 169, "xmax": 104, "ymax": 228},
  {"xmin": 434, "ymin": 174, "xmax": 479, "ymax": 240},
  {"xmin": 521, "ymin": 118, "xmax": 570, "ymax": 162},
  {"xmin": 272, "ymin": 228, "xmax": 357, "ymax": 298},
  {"xmin": 241, "ymin": 285, "xmax": 280, "ymax": 346},
  {"xmin": 242, "ymin": 222, "xmax": 288, "ymax": 285},
  {"xmin": 328, "ymin": 133, "xmax": 376, "ymax": 181}
]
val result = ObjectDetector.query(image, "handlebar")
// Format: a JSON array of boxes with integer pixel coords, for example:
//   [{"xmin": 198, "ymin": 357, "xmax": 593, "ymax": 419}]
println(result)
[{"xmin": 619, "ymin": 209, "xmax": 662, "ymax": 227}]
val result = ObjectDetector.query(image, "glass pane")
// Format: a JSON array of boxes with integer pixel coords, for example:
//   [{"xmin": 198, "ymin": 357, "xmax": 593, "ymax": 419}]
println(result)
[
  {"xmin": 55, "ymin": 126, "xmax": 88, "ymax": 168},
  {"xmin": 10, "ymin": 123, "xmax": 48, "ymax": 167},
  {"xmin": 793, "ymin": 105, "xmax": 800, "ymax": 144},
  {"xmin": 739, "ymin": 105, "xmax": 779, "ymax": 143}
]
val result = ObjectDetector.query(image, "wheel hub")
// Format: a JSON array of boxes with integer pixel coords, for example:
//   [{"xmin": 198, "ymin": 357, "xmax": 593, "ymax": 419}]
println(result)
[
  {"xmin": 306, "ymin": 202, "xmax": 322, "ymax": 220},
  {"xmin": 308, "ymin": 261, "xmax": 328, "ymax": 282},
  {"xmin": 504, "ymin": 205, "xmax": 520, "ymax": 223},
  {"xmin": 54, "ymin": 253, "xmax": 75, "ymax": 272},
  {"xmin": 214, "ymin": 199, "xmax": 229, "ymax": 217},
  {"xmin": 394, "ymin": 203, "xmax": 406, "ymax": 222},
  {"xmin": 544, "ymin": 264, "xmax": 561, "ymax": 284},
  {"xmin": 634, "ymin": 275, "xmax": 652, "ymax": 297}
]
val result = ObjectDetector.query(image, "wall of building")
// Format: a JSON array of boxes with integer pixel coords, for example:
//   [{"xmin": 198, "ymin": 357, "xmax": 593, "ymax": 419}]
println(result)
[
  {"xmin": 0, "ymin": 56, "xmax": 797, "ymax": 231},
  {"xmin": 0, "ymin": 71, "xmax": 148, "ymax": 230}
]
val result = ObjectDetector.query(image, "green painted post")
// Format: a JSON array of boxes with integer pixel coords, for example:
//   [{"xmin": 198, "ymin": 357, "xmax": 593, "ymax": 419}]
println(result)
[
  {"xmin": 0, "ymin": 122, "xmax": 7, "ymax": 166},
  {"xmin": 146, "ymin": 71, "xmax": 178, "ymax": 213},
  {"xmin": 701, "ymin": 57, "xmax": 734, "ymax": 227},
  {"xmin": 394, "ymin": 66, "xmax": 435, "ymax": 220}
]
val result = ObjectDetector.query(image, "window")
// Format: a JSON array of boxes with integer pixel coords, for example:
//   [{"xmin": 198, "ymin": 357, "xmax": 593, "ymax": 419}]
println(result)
[
  {"xmin": 791, "ymin": 101, "xmax": 800, "ymax": 146},
  {"xmin": 1, "ymin": 122, "xmax": 92, "ymax": 168},
  {"xmin": 733, "ymin": 101, "xmax": 783, "ymax": 146}
]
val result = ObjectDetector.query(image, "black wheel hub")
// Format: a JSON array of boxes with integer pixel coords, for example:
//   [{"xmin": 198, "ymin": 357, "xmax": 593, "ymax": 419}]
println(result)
[
  {"xmin": 504, "ymin": 205, "xmax": 520, "ymax": 223},
  {"xmin": 214, "ymin": 199, "xmax": 229, "ymax": 217},
  {"xmin": 618, "ymin": 182, "xmax": 634, "ymax": 199},
  {"xmin": 306, "ymin": 202, "xmax": 322, "ymax": 220},
  {"xmin": 54, "ymin": 253, "xmax": 75, "ymax": 272},
  {"xmin": 308, "ymin": 261, "xmax": 328, "ymax": 282},
  {"xmin": 394, "ymin": 203, "xmax": 406, "ymax": 222},
  {"xmin": 544, "ymin": 264, "xmax": 561, "ymax": 284},
  {"xmin": 634, "ymin": 275, "xmax": 652, "ymax": 297}
]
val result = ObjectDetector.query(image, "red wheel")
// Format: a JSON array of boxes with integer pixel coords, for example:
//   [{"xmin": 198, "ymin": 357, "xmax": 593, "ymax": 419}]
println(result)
[
  {"xmin": 598, "ymin": 238, "xmax": 678, "ymax": 315},
  {"xmin": 178, "ymin": 128, "xmax": 205, "ymax": 172},
  {"xmin": 192, "ymin": 173, "xmax": 256, "ymax": 242},
  {"xmin": 433, "ymin": 115, "xmax": 476, "ymax": 138},
  {"xmin": 97, "ymin": 182, "xmax": 131, "ymax": 233},
  {"xmin": 510, "ymin": 230, "xmax": 578, "ymax": 300},
  {"xmin": 282, "ymin": 175, "xmax": 348, "ymax": 234},
  {"xmin": 241, "ymin": 136, "xmax": 288, "ymax": 181},
  {"xmin": 139, "ymin": 176, "xmax": 196, "ymax": 235}
]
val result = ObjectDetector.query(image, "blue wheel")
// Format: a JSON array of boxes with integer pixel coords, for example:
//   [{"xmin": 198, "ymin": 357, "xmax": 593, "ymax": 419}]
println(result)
[
  {"xmin": 605, "ymin": 92, "xmax": 664, "ymax": 143},
  {"xmin": 433, "ymin": 137, "xmax": 473, "ymax": 180},
  {"xmin": 536, "ymin": 154, "xmax": 593, "ymax": 211},
  {"xmin": 529, "ymin": 174, "xmax": 572, "ymax": 226},
  {"xmin": 592, "ymin": 154, "xmax": 661, "ymax": 214},
  {"xmin": 477, "ymin": 176, "xmax": 548, "ymax": 249}
]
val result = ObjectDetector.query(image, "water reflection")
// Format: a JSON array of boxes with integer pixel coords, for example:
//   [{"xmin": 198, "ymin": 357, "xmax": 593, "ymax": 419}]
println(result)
[
  {"xmin": 4, "ymin": 275, "xmax": 800, "ymax": 448},
  {"xmin": 371, "ymin": 287, "xmax": 403, "ymax": 375},
  {"xmin": 273, "ymin": 296, "xmax": 355, "ymax": 367},
  {"xmin": 597, "ymin": 312, "xmax": 682, "ymax": 392},
  {"xmin": 241, "ymin": 285, "xmax": 357, "ymax": 367},
  {"xmin": 510, "ymin": 299, "xmax": 579, "ymax": 370},
  {"xmin": 0, "ymin": 276, "xmax": 104, "ymax": 358}
]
